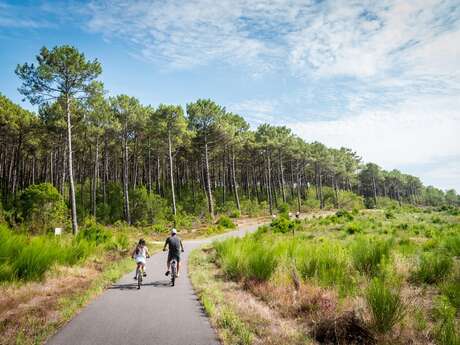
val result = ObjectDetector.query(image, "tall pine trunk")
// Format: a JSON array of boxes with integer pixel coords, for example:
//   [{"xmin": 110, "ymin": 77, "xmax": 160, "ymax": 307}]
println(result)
[
  {"xmin": 168, "ymin": 129, "xmax": 177, "ymax": 216},
  {"xmin": 92, "ymin": 136, "xmax": 99, "ymax": 218},
  {"xmin": 204, "ymin": 137, "xmax": 214, "ymax": 219},
  {"xmin": 267, "ymin": 152, "xmax": 273, "ymax": 215},
  {"xmin": 231, "ymin": 146, "xmax": 240, "ymax": 211},
  {"xmin": 66, "ymin": 94, "xmax": 78, "ymax": 234},
  {"xmin": 122, "ymin": 123, "xmax": 131, "ymax": 224}
]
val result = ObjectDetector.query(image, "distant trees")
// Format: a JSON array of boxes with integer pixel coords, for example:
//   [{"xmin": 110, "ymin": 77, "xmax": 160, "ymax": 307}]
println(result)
[{"xmin": 0, "ymin": 45, "xmax": 458, "ymax": 231}]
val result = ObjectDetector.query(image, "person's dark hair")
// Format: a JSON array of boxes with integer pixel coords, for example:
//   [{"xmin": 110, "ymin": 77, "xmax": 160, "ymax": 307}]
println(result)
[{"xmin": 135, "ymin": 239, "xmax": 146, "ymax": 255}]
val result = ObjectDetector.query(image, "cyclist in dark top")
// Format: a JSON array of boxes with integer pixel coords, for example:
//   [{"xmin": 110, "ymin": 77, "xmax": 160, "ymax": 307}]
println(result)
[{"xmin": 163, "ymin": 228, "xmax": 184, "ymax": 277}]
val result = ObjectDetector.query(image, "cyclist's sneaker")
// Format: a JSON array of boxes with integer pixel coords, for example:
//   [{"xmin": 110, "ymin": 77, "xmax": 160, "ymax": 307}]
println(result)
[
  {"xmin": 143, "ymin": 272, "xmax": 147, "ymax": 277},
  {"xmin": 133, "ymin": 276, "xmax": 137, "ymax": 280},
  {"xmin": 176, "ymin": 273, "xmax": 180, "ymax": 278},
  {"xmin": 165, "ymin": 270, "xmax": 170, "ymax": 276}
]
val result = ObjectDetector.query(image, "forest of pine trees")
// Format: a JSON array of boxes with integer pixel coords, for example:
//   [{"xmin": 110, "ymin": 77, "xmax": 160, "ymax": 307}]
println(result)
[{"xmin": 1, "ymin": 46, "xmax": 458, "ymax": 233}]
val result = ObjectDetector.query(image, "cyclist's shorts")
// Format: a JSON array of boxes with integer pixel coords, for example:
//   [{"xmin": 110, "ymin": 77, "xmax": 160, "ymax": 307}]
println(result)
[
  {"xmin": 168, "ymin": 253, "xmax": 180, "ymax": 263},
  {"xmin": 135, "ymin": 256, "xmax": 146, "ymax": 264}
]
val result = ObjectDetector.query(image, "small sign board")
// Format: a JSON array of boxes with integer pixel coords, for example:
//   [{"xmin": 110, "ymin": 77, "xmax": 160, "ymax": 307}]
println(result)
[{"xmin": 54, "ymin": 227, "xmax": 62, "ymax": 236}]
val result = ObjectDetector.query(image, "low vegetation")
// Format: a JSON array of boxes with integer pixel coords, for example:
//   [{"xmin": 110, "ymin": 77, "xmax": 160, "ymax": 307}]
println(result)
[{"xmin": 191, "ymin": 207, "xmax": 460, "ymax": 344}]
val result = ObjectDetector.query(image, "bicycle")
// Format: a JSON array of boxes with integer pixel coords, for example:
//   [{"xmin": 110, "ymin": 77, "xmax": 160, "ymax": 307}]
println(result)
[
  {"xmin": 170, "ymin": 259, "xmax": 177, "ymax": 286},
  {"xmin": 136, "ymin": 267, "xmax": 143, "ymax": 289},
  {"xmin": 135, "ymin": 256, "xmax": 149, "ymax": 290}
]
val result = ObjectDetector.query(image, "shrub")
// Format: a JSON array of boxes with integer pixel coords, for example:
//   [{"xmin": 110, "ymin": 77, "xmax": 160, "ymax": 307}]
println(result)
[
  {"xmin": 411, "ymin": 252, "xmax": 453, "ymax": 284},
  {"xmin": 77, "ymin": 218, "xmax": 112, "ymax": 245},
  {"xmin": 385, "ymin": 210, "xmax": 395, "ymax": 219},
  {"xmin": 351, "ymin": 237, "xmax": 392, "ymax": 276},
  {"xmin": 433, "ymin": 297, "xmax": 460, "ymax": 345},
  {"xmin": 338, "ymin": 191, "xmax": 365, "ymax": 210},
  {"xmin": 217, "ymin": 215, "xmax": 236, "ymax": 229},
  {"xmin": 270, "ymin": 217, "xmax": 297, "ymax": 234},
  {"xmin": 206, "ymin": 225, "xmax": 226, "ymax": 236},
  {"xmin": 130, "ymin": 186, "xmax": 170, "ymax": 225},
  {"xmin": 366, "ymin": 277, "xmax": 405, "ymax": 333},
  {"xmin": 277, "ymin": 202, "xmax": 290, "ymax": 213},
  {"xmin": 151, "ymin": 223, "xmax": 169, "ymax": 233},
  {"xmin": 229, "ymin": 209, "xmax": 241, "ymax": 218},
  {"xmin": 344, "ymin": 222, "xmax": 363, "ymax": 235},
  {"xmin": 17, "ymin": 183, "xmax": 67, "ymax": 233},
  {"xmin": 335, "ymin": 209, "xmax": 354, "ymax": 221}
]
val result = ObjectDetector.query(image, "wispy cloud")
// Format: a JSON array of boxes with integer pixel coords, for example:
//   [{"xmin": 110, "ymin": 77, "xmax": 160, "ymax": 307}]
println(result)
[{"xmin": 0, "ymin": 1, "xmax": 54, "ymax": 28}]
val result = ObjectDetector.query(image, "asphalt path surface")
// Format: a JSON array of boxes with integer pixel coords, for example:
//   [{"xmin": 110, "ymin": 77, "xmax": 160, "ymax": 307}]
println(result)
[{"xmin": 46, "ymin": 223, "xmax": 262, "ymax": 345}]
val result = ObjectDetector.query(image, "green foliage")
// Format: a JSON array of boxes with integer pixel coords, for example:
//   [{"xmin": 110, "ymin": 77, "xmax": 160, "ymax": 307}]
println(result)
[
  {"xmin": 366, "ymin": 277, "xmax": 405, "ymax": 333},
  {"xmin": 218, "ymin": 306, "xmax": 253, "ymax": 345},
  {"xmin": 229, "ymin": 209, "xmax": 241, "ymax": 218},
  {"xmin": 433, "ymin": 297, "xmax": 460, "ymax": 345},
  {"xmin": 295, "ymin": 241, "xmax": 353, "ymax": 293},
  {"xmin": 338, "ymin": 191, "xmax": 365, "ymax": 210},
  {"xmin": 206, "ymin": 225, "xmax": 226, "ymax": 236},
  {"xmin": 351, "ymin": 237, "xmax": 392, "ymax": 276},
  {"xmin": 411, "ymin": 252, "xmax": 453, "ymax": 284},
  {"xmin": 277, "ymin": 202, "xmax": 290, "ymax": 213},
  {"xmin": 217, "ymin": 215, "xmax": 236, "ymax": 229},
  {"xmin": 440, "ymin": 273, "xmax": 460, "ymax": 312},
  {"xmin": 344, "ymin": 222, "xmax": 363, "ymax": 235},
  {"xmin": 130, "ymin": 186, "xmax": 170, "ymax": 225},
  {"xmin": 442, "ymin": 232, "xmax": 460, "ymax": 256},
  {"xmin": 244, "ymin": 241, "xmax": 278, "ymax": 281},
  {"xmin": 77, "ymin": 218, "xmax": 112, "ymax": 245},
  {"xmin": 18, "ymin": 183, "xmax": 67, "ymax": 233},
  {"xmin": 270, "ymin": 217, "xmax": 297, "ymax": 234},
  {"xmin": 335, "ymin": 209, "xmax": 354, "ymax": 221}
]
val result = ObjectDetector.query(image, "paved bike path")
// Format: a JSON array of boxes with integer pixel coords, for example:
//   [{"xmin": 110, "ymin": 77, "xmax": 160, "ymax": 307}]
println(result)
[{"xmin": 46, "ymin": 223, "xmax": 261, "ymax": 345}]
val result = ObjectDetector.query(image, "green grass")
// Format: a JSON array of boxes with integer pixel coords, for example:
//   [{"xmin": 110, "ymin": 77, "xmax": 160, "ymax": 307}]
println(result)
[
  {"xmin": 217, "ymin": 215, "xmax": 237, "ymax": 229},
  {"xmin": 433, "ymin": 297, "xmax": 460, "ymax": 345},
  {"xmin": 410, "ymin": 252, "xmax": 453, "ymax": 284},
  {"xmin": 0, "ymin": 220, "xmax": 129, "ymax": 282},
  {"xmin": 189, "ymin": 246, "xmax": 255, "ymax": 345},
  {"xmin": 350, "ymin": 237, "xmax": 392, "ymax": 276},
  {"xmin": 366, "ymin": 277, "xmax": 405, "ymax": 333}
]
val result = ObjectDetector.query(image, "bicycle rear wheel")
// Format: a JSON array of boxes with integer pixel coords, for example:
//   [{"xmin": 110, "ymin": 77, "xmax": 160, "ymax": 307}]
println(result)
[
  {"xmin": 171, "ymin": 262, "xmax": 176, "ymax": 286},
  {"xmin": 137, "ymin": 270, "xmax": 142, "ymax": 289}
]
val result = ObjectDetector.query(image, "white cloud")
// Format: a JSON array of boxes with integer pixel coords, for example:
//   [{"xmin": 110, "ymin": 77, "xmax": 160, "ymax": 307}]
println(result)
[
  {"xmin": 228, "ymin": 99, "xmax": 278, "ymax": 124},
  {"xmin": 288, "ymin": 94, "xmax": 460, "ymax": 174}
]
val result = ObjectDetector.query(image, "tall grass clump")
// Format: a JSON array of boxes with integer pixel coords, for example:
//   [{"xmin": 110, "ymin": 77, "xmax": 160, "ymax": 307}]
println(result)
[
  {"xmin": 440, "ymin": 272, "xmax": 460, "ymax": 311},
  {"xmin": 214, "ymin": 238, "xmax": 246, "ymax": 280},
  {"xmin": 244, "ymin": 240, "xmax": 278, "ymax": 281},
  {"xmin": 442, "ymin": 232, "xmax": 460, "ymax": 257},
  {"xmin": 12, "ymin": 237, "xmax": 61, "ymax": 280},
  {"xmin": 296, "ymin": 241, "xmax": 353, "ymax": 294},
  {"xmin": 214, "ymin": 236, "xmax": 279, "ymax": 282},
  {"xmin": 366, "ymin": 277, "xmax": 405, "ymax": 333},
  {"xmin": 433, "ymin": 297, "xmax": 460, "ymax": 345},
  {"xmin": 410, "ymin": 252, "xmax": 453, "ymax": 284},
  {"xmin": 351, "ymin": 237, "xmax": 392, "ymax": 276}
]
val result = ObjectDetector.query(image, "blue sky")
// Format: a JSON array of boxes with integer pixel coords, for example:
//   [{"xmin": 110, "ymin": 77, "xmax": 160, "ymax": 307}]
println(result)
[{"xmin": 1, "ymin": 0, "xmax": 459, "ymax": 191}]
